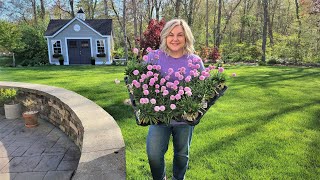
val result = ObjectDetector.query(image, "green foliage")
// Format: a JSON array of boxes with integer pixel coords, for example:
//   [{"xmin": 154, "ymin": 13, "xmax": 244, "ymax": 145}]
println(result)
[
  {"xmin": 222, "ymin": 43, "xmax": 261, "ymax": 63},
  {"xmin": 0, "ymin": 21, "xmax": 25, "ymax": 53},
  {"xmin": 15, "ymin": 22, "xmax": 49, "ymax": 66},
  {"xmin": 272, "ymin": 33, "xmax": 302, "ymax": 63},
  {"xmin": 113, "ymin": 47, "xmax": 125, "ymax": 58},
  {"xmin": 0, "ymin": 88, "xmax": 18, "ymax": 105}
]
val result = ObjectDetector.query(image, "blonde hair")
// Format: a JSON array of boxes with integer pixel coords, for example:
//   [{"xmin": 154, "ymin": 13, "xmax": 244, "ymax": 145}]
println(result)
[{"xmin": 160, "ymin": 19, "xmax": 195, "ymax": 55}]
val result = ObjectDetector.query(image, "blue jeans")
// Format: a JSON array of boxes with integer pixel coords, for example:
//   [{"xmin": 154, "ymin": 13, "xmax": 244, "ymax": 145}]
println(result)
[{"xmin": 146, "ymin": 124, "xmax": 194, "ymax": 180}]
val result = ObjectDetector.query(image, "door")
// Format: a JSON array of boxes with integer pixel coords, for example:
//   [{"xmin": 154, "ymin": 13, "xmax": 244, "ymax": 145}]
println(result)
[{"xmin": 67, "ymin": 39, "xmax": 91, "ymax": 64}]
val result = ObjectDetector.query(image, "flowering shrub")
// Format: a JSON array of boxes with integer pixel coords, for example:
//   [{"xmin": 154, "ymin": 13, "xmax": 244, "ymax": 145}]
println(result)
[{"xmin": 125, "ymin": 48, "xmax": 227, "ymax": 125}]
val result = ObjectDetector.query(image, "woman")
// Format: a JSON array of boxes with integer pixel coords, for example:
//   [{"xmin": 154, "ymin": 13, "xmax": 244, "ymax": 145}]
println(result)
[{"xmin": 146, "ymin": 19, "xmax": 204, "ymax": 180}]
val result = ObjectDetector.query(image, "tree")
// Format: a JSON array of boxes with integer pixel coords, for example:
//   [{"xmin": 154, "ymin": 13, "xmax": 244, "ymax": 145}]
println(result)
[
  {"xmin": 215, "ymin": 0, "xmax": 222, "ymax": 48},
  {"xmin": 140, "ymin": 19, "xmax": 166, "ymax": 54},
  {"xmin": 0, "ymin": 21, "xmax": 25, "ymax": 66},
  {"xmin": 261, "ymin": 0, "xmax": 268, "ymax": 63}
]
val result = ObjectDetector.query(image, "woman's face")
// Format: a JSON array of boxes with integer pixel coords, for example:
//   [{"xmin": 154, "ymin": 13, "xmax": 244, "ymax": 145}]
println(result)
[{"xmin": 166, "ymin": 25, "xmax": 186, "ymax": 56}]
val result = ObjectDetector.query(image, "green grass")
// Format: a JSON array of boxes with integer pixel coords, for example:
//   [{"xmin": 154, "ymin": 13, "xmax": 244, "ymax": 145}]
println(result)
[{"xmin": 0, "ymin": 65, "xmax": 320, "ymax": 179}]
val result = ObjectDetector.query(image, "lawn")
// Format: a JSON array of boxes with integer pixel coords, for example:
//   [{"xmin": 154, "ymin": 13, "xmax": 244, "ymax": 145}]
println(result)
[{"xmin": 0, "ymin": 65, "xmax": 320, "ymax": 179}]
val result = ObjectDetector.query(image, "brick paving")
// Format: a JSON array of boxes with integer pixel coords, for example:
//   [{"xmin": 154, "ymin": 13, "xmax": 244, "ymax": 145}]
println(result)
[{"xmin": 0, "ymin": 115, "xmax": 80, "ymax": 180}]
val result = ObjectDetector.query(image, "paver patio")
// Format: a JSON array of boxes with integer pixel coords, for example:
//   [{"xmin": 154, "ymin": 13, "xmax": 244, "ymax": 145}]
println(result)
[{"xmin": 0, "ymin": 114, "xmax": 80, "ymax": 180}]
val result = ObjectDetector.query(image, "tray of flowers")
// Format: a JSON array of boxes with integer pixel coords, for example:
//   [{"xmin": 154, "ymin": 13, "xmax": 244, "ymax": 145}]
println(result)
[{"xmin": 124, "ymin": 54, "xmax": 227, "ymax": 126}]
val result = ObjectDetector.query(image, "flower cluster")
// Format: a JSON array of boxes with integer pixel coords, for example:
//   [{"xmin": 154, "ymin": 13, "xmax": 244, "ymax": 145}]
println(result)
[{"xmin": 125, "ymin": 48, "xmax": 226, "ymax": 125}]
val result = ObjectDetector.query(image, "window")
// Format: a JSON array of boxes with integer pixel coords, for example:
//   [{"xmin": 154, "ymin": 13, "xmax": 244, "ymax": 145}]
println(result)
[
  {"xmin": 52, "ymin": 40, "xmax": 62, "ymax": 54},
  {"xmin": 81, "ymin": 41, "xmax": 89, "ymax": 48},
  {"xmin": 96, "ymin": 40, "xmax": 105, "ymax": 54}
]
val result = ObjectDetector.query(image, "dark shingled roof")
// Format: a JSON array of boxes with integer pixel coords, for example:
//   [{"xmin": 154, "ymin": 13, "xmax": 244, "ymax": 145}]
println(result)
[{"xmin": 45, "ymin": 19, "xmax": 112, "ymax": 36}]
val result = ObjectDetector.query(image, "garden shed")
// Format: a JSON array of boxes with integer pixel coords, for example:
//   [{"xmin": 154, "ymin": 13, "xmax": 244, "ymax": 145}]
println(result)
[{"xmin": 44, "ymin": 9, "xmax": 113, "ymax": 65}]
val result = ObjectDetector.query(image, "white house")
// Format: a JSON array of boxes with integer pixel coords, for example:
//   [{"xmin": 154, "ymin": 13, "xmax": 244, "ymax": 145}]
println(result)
[{"xmin": 44, "ymin": 9, "xmax": 113, "ymax": 65}]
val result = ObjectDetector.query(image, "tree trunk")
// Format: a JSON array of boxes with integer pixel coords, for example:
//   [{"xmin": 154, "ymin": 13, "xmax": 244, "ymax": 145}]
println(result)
[
  {"xmin": 40, "ymin": 0, "xmax": 45, "ymax": 20},
  {"xmin": 239, "ymin": 0, "xmax": 247, "ymax": 43},
  {"xmin": 123, "ymin": 0, "xmax": 128, "ymax": 60},
  {"xmin": 268, "ymin": 0, "xmax": 277, "ymax": 46},
  {"xmin": 294, "ymin": 0, "xmax": 301, "ymax": 58},
  {"xmin": 104, "ymin": 0, "xmax": 109, "ymax": 18},
  {"xmin": 31, "ymin": 0, "xmax": 37, "ymax": 25},
  {"xmin": 132, "ymin": 0, "xmax": 138, "ymax": 47},
  {"xmin": 69, "ymin": 0, "xmax": 75, "ymax": 18},
  {"xmin": 261, "ymin": 0, "xmax": 268, "ymax": 63},
  {"xmin": 215, "ymin": 0, "xmax": 222, "ymax": 48},
  {"xmin": 175, "ymin": 0, "xmax": 181, "ymax": 18},
  {"xmin": 206, "ymin": 0, "xmax": 209, "ymax": 47},
  {"xmin": 188, "ymin": 0, "xmax": 194, "ymax": 26}
]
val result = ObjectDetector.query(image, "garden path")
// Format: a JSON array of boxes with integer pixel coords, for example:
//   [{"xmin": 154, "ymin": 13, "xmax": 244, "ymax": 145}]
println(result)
[{"xmin": 0, "ymin": 115, "xmax": 80, "ymax": 180}]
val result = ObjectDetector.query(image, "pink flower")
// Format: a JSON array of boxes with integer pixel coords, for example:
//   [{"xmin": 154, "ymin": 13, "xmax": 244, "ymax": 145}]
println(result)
[
  {"xmin": 185, "ymin": 76, "xmax": 191, "ymax": 82},
  {"xmin": 134, "ymin": 82, "xmax": 141, "ymax": 88},
  {"xmin": 142, "ymin": 84, "xmax": 148, "ymax": 89},
  {"xmin": 178, "ymin": 75, "xmax": 184, "ymax": 81},
  {"xmin": 170, "ymin": 95, "xmax": 176, "ymax": 100},
  {"xmin": 154, "ymin": 106, "xmax": 160, "ymax": 112},
  {"xmin": 170, "ymin": 104, "xmax": 176, "ymax": 110},
  {"xmin": 168, "ymin": 68, "xmax": 174, "ymax": 74},
  {"xmin": 174, "ymin": 80, "xmax": 180, "ymax": 85},
  {"xmin": 149, "ymin": 78, "xmax": 156, "ymax": 84},
  {"xmin": 218, "ymin": 67, "xmax": 224, "ymax": 73},
  {"xmin": 175, "ymin": 72, "xmax": 180, "ymax": 77},
  {"xmin": 160, "ymin": 78, "xmax": 166, "ymax": 85},
  {"xmin": 193, "ymin": 57, "xmax": 199, "ymax": 63},
  {"xmin": 147, "ymin": 65, "xmax": 153, "ymax": 70},
  {"xmin": 146, "ymin": 47, "xmax": 152, "ymax": 53},
  {"xmin": 153, "ymin": 73, "xmax": 159, "ymax": 78},
  {"xmin": 144, "ymin": 98, "xmax": 149, "ymax": 104},
  {"xmin": 133, "ymin": 70, "xmax": 139, "ymax": 75},
  {"xmin": 161, "ymin": 86, "xmax": 167, "ymax": 92},
  {"xmin": 141, "ymin": 74, "xmax": 147, "ymax": 79},
  {"xmin": 154, "ymin": 54, "xmax": 160, "ymax": 59},
  {"xmin": 140, "ymin": 98, "xmax": 144, "ymax": 104},
  {"xmin": 188, "ymin": 63, "xmax": 193, "ymax": 67},
  {"xmin": 199, "ymin": 75, "xmax": 205, "ymax": 81},
  {"xmin": 133, "ymin": 48, "xmax": 139, "ymax": 54},
  {"xmin": 155, "ymin": 89, "xmax": 160, "ymax": 93},
  {"xmin": 195, "ymin": 64, "xmax": 200, "ymax": 69},
  {"xmin": 232, "ymin": 73, "xmax": 237, "ymax": 77},
  {"xmin": 175, "ymin": 94, "xmax": 181, "ymax": 100},
  {"xmin": 143, "ymin": 55, "xmax": 148, "ymax": 61},
  {"xmin": 159, "ymin": 106, "xmax": 166, "ymax": 111},
  {"xmin": 156, "ymin": 65, "xmax": 161, "ymax": 70},
  {"xmin": 184, "ymin": 87, "xmax": 191, "ymax": 92},
  {"xmin": 179, "ymin": 86, "xmax": 184, "ymax": 90},
  {"xmin": 209, "ymin": 65, "xmax": 216, "ymax": 70},
  {"xmin": 172, "ymin": 85, "xmax": 178, "ymax": 90},
  {"xmin": 147, "ymin": 71, "xmax": 153, "ymax": 77},
  {"xmin": 155, "ymin": 84, "xmax": 160, "ymax": 89},
  {"xmin": 162, "ymin": 90, "xmax": 169, "ymax": 96},
  {"xmin": 143, "ymin": 90, "xmax": 149, "ymax": 95},
  {"xmin": 178, "ymin": 90, "xmax": 184, "ymax": 95},
  {"xmin": 150, "ymin": 98, "xmax": 156, "ymax": 104},
  {"xmin": 185, "ymin": 91, "xmax": 192, "ymax": 96},
  {"xmin": 165, "ymin": 75, "xmax": 170, "ymax": 80}
]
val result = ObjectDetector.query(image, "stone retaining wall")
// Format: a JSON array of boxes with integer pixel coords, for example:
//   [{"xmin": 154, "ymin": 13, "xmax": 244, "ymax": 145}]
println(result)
[{"xmin": 0, "ymin": 82, "xmax": 126, "ymax": 179}]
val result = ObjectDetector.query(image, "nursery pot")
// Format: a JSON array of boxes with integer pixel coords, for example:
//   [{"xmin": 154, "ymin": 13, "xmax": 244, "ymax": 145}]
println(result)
[
  {"xmin": 22, "ymin": 111, "xmax": 39, "ymax": 128},
  {"xmin": 59, "ymin": 60, "xmax": 64, "ymax": 65},
  {"xmin": 91, "ymin": 59, "xmax": 95, "ymax": 65},
  {"xmin": 4, "ymin": 103, "xmax": 21, "ymax": 119}
]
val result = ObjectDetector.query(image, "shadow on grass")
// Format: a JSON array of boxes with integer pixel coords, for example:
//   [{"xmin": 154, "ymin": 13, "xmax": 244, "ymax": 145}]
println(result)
[
  {"xmin": 232, "ymin": 67, "xmax": 320, "ymax": 88},
  {"xmin": 193, "ymin": 99, "xmax": 320, "ymax": 159}
]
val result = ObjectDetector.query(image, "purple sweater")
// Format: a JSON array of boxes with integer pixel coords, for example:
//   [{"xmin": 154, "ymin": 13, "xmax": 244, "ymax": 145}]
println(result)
[
  {"xmin": 147, "ymin": 49, "xmax": 205, "ymax": 125},
  {"xmin": 147, "ymin": 50, "xmax": 205, "ymax": 79}
]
